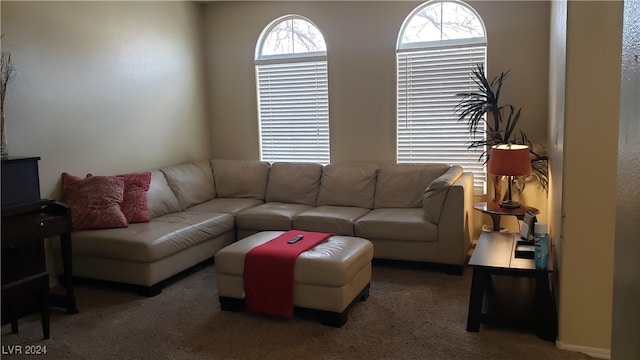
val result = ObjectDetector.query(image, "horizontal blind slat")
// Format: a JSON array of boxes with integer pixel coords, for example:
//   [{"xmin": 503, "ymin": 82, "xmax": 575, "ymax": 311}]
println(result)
[
  {"xmin": 257, "ymin": 60, "xmax": 330, "ymax": 164},
  {"xmin": 397, "ymin": 46, "xmax": 487, "ymax": 193}
]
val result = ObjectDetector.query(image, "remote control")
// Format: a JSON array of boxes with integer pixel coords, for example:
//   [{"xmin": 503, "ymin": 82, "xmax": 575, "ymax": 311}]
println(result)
[{"xmin": 287, "ymin": 235, "xmax": 304, "ymax": 244}]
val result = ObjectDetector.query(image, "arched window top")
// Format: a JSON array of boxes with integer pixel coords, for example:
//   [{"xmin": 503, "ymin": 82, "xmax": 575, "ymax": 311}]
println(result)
[
  {"xmin": 396, "ymin": 0, "xmax": 488, "ymax": 193},
  {"xmin": 398, "ymin": 0, "xmax": 486, "ymax": 50},
  {"xmin": 256, "ymin": 15, "xmax": 327, "ymax": 61}
]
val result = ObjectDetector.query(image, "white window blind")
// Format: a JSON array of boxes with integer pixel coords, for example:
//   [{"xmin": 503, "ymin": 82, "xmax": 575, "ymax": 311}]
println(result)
[
  {"xmin": 397, "ymin": 45, "xmax": 487, "ymax": 193},
  {"xmin": 257, "ymin": 60, "xmax": 330, "ymax": 164}
]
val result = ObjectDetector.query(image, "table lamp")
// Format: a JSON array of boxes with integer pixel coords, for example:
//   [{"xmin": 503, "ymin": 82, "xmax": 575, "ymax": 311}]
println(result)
[{"xmin": 487, "ymin": 144, "xmax": 531, "ymax": 209}]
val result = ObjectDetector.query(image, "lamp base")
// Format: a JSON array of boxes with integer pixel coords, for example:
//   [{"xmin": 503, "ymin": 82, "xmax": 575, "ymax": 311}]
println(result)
[{"xmin": 499, "ymin": 200, "xmax": 521, "ymax": 209}]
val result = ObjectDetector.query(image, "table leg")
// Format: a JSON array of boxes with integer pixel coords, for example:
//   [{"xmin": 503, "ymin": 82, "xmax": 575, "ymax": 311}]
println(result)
[
  {"xmin": 489, "ymin": 214, "xmax": 501, "ymax": 232},
  {"xmin": 466, "ymin": 267, "xmax": 488, "ymax": 332},
  {"xmin": 52, "ymin": 232, "xmax": 78, "ymax": 314},
  {"xmin": 534, "ymin": 271, "xmax": 557, "ymax": 341},
  {"xmin": 10, "ymin": 309, "xmax": 18, "ymax": 334},
  {"xmin": 40, "ymin": 274, "xmax": 50, "ymax": 340}
]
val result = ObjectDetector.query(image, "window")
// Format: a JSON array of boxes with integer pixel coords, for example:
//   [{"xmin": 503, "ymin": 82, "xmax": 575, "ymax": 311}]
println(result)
[
  {"xmin": 256, "ymin": 15, "xmax": 329, "ymax": 164},
  {"xmin": 397, "ymin": 1, "xmax": 487, "ymax": 193}
]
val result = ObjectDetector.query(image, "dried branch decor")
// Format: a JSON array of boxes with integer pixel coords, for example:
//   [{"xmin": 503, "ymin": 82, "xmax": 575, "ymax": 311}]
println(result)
[{"xmin": 1, "ymin": 36, "xmax": 16, "ymax": 157}]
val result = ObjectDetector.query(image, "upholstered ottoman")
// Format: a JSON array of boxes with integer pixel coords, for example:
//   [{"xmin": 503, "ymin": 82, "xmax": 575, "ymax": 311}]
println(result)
[{"xmin": 215, "ymin": 231, "xmax": 373, "ymax": 327}]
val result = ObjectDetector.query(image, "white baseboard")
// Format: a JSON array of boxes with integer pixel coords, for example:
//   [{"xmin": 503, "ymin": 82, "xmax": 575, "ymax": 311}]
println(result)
[{"xmin": 556, "ymin": 341, "xmax": 611, "ymax": 359}]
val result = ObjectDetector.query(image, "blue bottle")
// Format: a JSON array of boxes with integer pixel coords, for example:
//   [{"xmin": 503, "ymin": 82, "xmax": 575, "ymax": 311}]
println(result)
[{"xmin": 534, "ymin": 222, "xmax": 549, "ymax": 269}]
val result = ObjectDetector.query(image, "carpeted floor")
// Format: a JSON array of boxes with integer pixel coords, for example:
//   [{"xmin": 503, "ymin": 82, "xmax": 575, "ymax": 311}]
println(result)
[{"xmin": 1, "ymin": 261, "xmax": 593, "ymax": 360}]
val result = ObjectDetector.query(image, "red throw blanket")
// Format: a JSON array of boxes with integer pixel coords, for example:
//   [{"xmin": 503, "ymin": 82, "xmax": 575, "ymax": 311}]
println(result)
[{"xmin": 244, "ymin": 230, "xmax": 334, "ymax": 318}]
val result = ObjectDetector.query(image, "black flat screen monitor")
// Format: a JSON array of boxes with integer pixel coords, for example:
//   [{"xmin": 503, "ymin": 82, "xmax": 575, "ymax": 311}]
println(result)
[{"xmin": 1, "ymin": 157, "xmax": 42, "ymax": 209}]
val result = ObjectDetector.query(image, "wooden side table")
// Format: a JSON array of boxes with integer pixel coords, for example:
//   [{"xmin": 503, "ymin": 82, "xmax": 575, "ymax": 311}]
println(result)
[
  {"xmin": 466, "ymin": 231, "xmax": 557, "ymax": 341},
  {"xmin": 473, "ymin": 202, "xmax": 539, "ymax": 231},
  {"xmin": 1, "ymin": 237, "xmax": 50, "ymax": 339},
  {"xmin": 1, "ymin": 202, "xmax": 78, "ymax": 340}
]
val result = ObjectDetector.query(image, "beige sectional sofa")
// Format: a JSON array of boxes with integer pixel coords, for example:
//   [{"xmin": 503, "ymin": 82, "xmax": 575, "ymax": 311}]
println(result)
[{"xmin": 60, "ymin": 159, "xmax": 473, "ymax": 296}]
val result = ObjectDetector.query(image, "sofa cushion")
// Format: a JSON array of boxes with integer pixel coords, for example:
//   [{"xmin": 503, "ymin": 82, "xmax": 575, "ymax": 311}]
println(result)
[
  {"xmin": 317, "ymin": 164, "xmax": 378, "ymax": 209},
  {"xmin": 187, "ymin": 198, "xmax": 264, "ymax": 216},
  {"xmin": 266, "ymin": 162, "xmax": 322, "ymax": 206},
  {"xmin": 70, "ymin": 211, "xmax": 234, "ymax": 263},
  {"xmin": 355, "ymin": 208, "xmax": 438, "ymax": 242},
  {"xmin": 117, "ymin": 172, "xmax": 152, "ymax": 224},
  {"xmin": 236, "ymin": 202, "xmax": 313, "ymax": 231},
  {"xmin": 62, "ymin": 173, "xmax": 129, "ymax": 231},
  {"xmin": 292, "ymin": 205, "xmax": 371, "ymax": 236},
  {"xmin": 374, "ymin": 164, "xmax": 450, "ymax": 208},
  {"xmin": 161, "ymin": 160, "xmax": 215, "ymax": 210},
  {"xmin": 212, "ymin": 159, "xmax": 270, "ymax": 200},
  {"xmin": 146, "ymin": 170, "xmax": 181, "ymax": 218}
]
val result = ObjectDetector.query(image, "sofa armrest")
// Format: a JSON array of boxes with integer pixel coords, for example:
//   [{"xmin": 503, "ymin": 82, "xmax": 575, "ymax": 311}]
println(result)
[
  {"xmin": 436, "ymin": 172, "xmax": 474, "ymax": 266},
  {"xmin": 423, "ymin": 165, "xmax": 463, "ymax": 224}
]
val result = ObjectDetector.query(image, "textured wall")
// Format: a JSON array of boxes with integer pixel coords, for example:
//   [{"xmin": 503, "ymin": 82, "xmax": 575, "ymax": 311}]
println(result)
[
  {"xmin": 204, "ymin": 1, "xmax": 551, "ymax": 161},
  {"xmin": 1, "ymin": 1, "xmax": 211, "ymax": 199},
  {"xmin": 612, "ymin": 0, "xmax": 640, "ymax": 358},
  {"xmin": 548, "ymin": 0, "xmax": 567, "ymax": 320}
]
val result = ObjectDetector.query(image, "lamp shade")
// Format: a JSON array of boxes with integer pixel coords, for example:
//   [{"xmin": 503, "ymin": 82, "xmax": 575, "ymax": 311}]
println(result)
[{"xmin": 488, "ymin": 144, "xmax": 531, "ymax": 176}]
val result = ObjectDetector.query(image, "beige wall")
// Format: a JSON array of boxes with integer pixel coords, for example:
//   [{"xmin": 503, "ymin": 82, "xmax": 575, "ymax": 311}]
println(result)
[
  {"xmin": 204, "ymin": 0, "xmax": 551, "ymax": 231},
  {"xmin": 551, "ymin": 1, "xmax": 622, "ymax": 357},
  {"xmin": 2, "ymin": 1, "xmax": 211, "ymax": 200}
]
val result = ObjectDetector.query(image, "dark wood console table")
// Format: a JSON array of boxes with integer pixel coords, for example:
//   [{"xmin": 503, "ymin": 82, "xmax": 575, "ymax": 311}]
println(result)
[
  {"xmin": 1, "ymin": 157, "xmax": 78, "ymax": 340},
  {"xmin": 466, "ymin": 231, "xmax": 557, "ymax": 341}
]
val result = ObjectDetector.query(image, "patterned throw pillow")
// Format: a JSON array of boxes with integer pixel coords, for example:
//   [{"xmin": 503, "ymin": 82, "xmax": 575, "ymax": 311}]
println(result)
[
  {"xmin": 62, "ymin": 173, "xmax": 128, "ymax": 231},
  {"xmin": 117, "ymin": 172, "xmax": 152, "ymax": 223}
]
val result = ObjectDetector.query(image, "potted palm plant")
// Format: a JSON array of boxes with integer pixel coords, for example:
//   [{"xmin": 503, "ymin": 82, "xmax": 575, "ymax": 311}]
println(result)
[{"xmin": 455, "ymin": 64, "xmax": 548, "ymax": 203}]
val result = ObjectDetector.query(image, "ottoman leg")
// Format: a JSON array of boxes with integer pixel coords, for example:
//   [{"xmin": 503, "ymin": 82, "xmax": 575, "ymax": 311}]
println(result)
[
  {"xmin": 360, "ymin": 285, "xmax": 370, "ymax": 301},
  {"xmin": 320, "ymin": 283, "xmax": 370, "ymax": 328},
  {"xmin": 321, "ymin": 311, "xmax": 348, "ymax": 328},
  {"xmin": 219, "ymin": 296, "xmax": 243, "ymax": 312}
]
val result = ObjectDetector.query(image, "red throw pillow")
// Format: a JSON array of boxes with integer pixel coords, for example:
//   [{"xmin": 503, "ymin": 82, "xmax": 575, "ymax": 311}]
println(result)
[
  {"xmin": 117, "ymin": 172, "xmax": 152, "ymax": 223},
  {"xmin": 62, "ymin": 173, "xmax": 128, "ymax": 231}
]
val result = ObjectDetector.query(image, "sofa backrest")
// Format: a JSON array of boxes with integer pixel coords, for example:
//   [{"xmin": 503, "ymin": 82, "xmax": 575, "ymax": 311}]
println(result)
[
  {"xmin": 373, "ymin": 164, "xmax": 451, "ymax": 208},
  {"xmin": 146, "ymin": 170, "xmax": 182, "ymax": 218},
  {"xmin": 160, "ymin": 160, "xmax": 216, "ymax": 211},
  {"xmin": 211, "ymin": 159, "xmax": 270, "ymax": 200},
  {"xmin": 317, "ymin": 164, "xmax": 378, "ymax": 209},
  {"xmin": 266, "ymin": 162, "xmax": 323, "ymax": 206}
]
